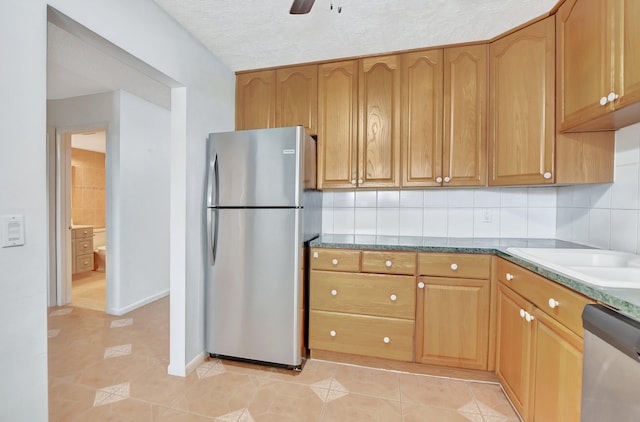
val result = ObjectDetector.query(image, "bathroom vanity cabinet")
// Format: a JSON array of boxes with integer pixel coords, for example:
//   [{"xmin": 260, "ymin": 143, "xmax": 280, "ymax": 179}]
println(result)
[{"xmin": 72, "ymin": 226, "xmax": 94, "ymax": 274}]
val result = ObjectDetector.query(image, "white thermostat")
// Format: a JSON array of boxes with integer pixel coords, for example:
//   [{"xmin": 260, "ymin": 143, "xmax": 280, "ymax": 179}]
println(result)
[{"xmin": 2, "ymin": 215, "xmax": 25, "ymax": 247}]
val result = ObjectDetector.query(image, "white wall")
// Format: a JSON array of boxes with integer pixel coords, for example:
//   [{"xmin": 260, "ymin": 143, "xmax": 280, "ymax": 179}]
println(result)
[
  {"xmin": 322, "ymin": 187, "xmax": 558, "ymax": 238},
  {"xmin": 111, "ymin": 90, "xmax": 170, "ymax": 314},
  {"xmin": 557, "ymin": 122, "xmax": 640, "ymax": 253},
  {"xmin": 1, "ymin": 0, "xmax": 235, "ymax": 418}
]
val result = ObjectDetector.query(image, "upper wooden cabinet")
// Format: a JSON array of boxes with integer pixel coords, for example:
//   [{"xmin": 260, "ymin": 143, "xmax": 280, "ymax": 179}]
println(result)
[
  {"xmin": 359, "ymin": 55, "xmax": 401, "ymax": 188},
  {"xmin": 236, "ymin": 65, "xmax": 318, "ymax": 133},
  {"xmin": 489, "ymin": 17, "xmax": 555, "ymax": 186},
  {"xmin": 235, "ymin": 70, "xmax": 276, "ymax": 130},
  {"xmin": 317, "ymin": 60, "xmax": 359, "ymax": 189},
  {"xmin": 558, "ymin": 0, "xmax": 640, "ymax": 132}
]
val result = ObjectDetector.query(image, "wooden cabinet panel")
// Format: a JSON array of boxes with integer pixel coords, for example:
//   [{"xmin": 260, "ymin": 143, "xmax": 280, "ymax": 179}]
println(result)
[
  {"xmin": 496, "ymin": 284, "xmax": 534, "ymax": 419},
  {"xmin": 443, "ymin": 45, "xmax": 487, "ymax": 186},
  {"xmin": 318, "ymin": 60, "xmax": 359, "ymax": 189},
  {"xmin": 532, "ymin": 309, "xmax": 583, "ymax": 422},
  {"xmin": 235, "ymin": 70, "xmax": 276, "ymax": 130},
  {"xmin": 309, "ymin": 310, "xmax": 415, "ymax": 361},
  {"xmin": 310, "ymin": 271, "xmax": 416, "ymax": 319},
  {"xmin": 310, "ymin": 248, "xmax": 360, "ymax": 272},
  {"xmin": 276, "ymin": 64, "xmax": 318, "ymax": 134},
  {"xmin": 418, "ymin": 253, "xmax": 491, "ymax": 279},
  {"xmin": 620, "ymin": 0, "xmax": 640, "ymax": 108},
  {"xmin": 361, "ymin": 250, "xmax": 416, "ymax": 275},
  {"xmin": 359, "ymin": 55, "xmax": 401, "ymax": 188},
  {"xmin": 489, "ymin": 17, "xmax": 555, "ymax": 186},
  {"xmin": 416, "ymin": 277, "xmax": 490, "ymax": 370},
  {"xmin": 400, "ymin": 49, "xmax": 443, "ymax": 187}
]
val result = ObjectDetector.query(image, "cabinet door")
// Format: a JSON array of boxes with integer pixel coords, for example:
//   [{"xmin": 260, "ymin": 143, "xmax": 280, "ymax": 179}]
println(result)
[
  {"xmin": 359, "ymin": 55, "xmax": 401, "ymax": 188},
  {"xmin": 318, "ymin": 60, "xmax": 358, "ymax": 189},
  {"xmin": 416, "ymin": 277, "xmax": 490, "ymax": 370},
  {"xmin": 235, "ymin": 70, "xmax": 276, "ymax": 130},
  {"xmin": 532, "ymin": 309, "xmax": 583, "ymax": 422},
  {"xmin": 496, "ymin": 284, "xmax": 534, "ymax": 419},
  {"xmin": 276, "ymin": 64, "xmax": 318, "ymax": 134},
  {"xmin": 619, "ymin": 0, "xmax": 640, "ymax": 108},
  {"xmin": 489, "ymin": 17, "xmax": 555, "ymax": 186},
  {"xmin": 443, "ymin": 45, "xmax": 487, "ymax": 187},
  {"xmin": 400, "ymin": 49, "xmax": 443, "ymax": 187}
]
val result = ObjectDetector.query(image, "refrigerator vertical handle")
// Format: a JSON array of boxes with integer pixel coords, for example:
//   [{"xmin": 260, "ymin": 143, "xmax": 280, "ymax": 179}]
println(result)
[
  {"xmin": 206, "ymin": 153, "xmax": 219, "ymax": 207},
  {"xmin": 207, "ymin": 208, "xmax": 219, "ymax": 265}
]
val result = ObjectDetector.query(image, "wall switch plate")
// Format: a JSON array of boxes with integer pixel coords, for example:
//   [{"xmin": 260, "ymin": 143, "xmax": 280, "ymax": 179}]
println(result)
[
  {"xmin": 2, "ymin": 215, "xmax": 25, "ymax": 247},
  {"xmin": 481, "ymin": 208, "xmax": 492, "ymax": 223}
]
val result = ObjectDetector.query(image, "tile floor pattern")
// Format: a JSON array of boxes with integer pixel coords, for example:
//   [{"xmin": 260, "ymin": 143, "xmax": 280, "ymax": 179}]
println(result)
[
  {"xmin": 49, "ymin": 298, "xmax": 521, "ymax": 421},
  {"xmin": 71, "ymin": 271, "xmax": 106, "ymax": 312}
]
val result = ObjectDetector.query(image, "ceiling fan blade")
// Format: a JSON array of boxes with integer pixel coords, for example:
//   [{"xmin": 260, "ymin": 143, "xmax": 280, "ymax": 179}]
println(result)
[{"xmin": 290, "ymin": 0, "xmax": 315, "ymax": 14}]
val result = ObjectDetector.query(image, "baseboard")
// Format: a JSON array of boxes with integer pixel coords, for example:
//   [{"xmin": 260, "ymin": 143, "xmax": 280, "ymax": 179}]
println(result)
[
  {"xmin": 106, "ymin": 289, "xmax": 169, "ymax": 316},
  {"xmin": 184, "ymin": 351, "xmax": 207, "ymax": 376}
]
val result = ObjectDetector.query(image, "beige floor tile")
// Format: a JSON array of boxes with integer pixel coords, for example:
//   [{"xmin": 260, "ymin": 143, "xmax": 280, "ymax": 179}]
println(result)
[
  {"xmin": 128, "ymin": 362, "xmax": 199, "ymax": 407},
  {"xmin": 70, "ymin": 352, "xmax": 158, "ymax": 389},
  {"xmin": 153, "ymin": 406, "xmax": 216, "ymax": 421},
  {"xmin": 48, "ymin": 378, "xmax": 98, "ymax": 421},
  {"xmin": 331, "ymin": 363, "xmax": 400, "ymax": 400},
  {"xmin": 403, "ymin": 403, "xmax": 485, "ymax": 422},
  {"xmin": 270, "ymin": 359, "xmax": 337, "ymax": 385},
  {"xmin": 246, "ymin": 380, "xmax": 324, "ymax": 421},
  {"xmin": 322, "ymin": 392, "xmax": 402, "ymax": 422},
  {"xmin": 469, "ymin": 382, "xmax": 521, "ymax": 420},
  {"xmin": 215, "ymin": 358, "xmax": 278, "ymax": 378},
  {"xmin": 399, "ymin": 373, "xmax": 476, "ymax": 410},
  {"xmin": 76, "ymin": 397, "xmax": 154, "ymax": 421},
  {"xmin": 72, "ymin": 271, "xmax": 106, "ymax": 312}
]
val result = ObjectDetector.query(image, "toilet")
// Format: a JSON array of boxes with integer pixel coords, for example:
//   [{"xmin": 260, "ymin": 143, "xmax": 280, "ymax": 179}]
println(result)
[{"xmin": 93, "ymin": 228, "xmax": 107, "ymax": 272}]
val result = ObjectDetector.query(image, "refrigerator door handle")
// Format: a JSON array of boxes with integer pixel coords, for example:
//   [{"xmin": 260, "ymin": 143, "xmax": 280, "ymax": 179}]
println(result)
[
  {"xmin": 207, "ymin": 208, "xmax": 219, "ymax": 265},
  {"xmin": 206, "ymin": 153, "xmax": 219, "ymax": 207}
]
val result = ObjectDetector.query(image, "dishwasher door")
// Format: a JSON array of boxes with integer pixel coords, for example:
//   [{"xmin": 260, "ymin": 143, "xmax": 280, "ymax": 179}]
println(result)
[{"xmin": 581, "ymin": 304, "xmax": 640, "ymax": 422}]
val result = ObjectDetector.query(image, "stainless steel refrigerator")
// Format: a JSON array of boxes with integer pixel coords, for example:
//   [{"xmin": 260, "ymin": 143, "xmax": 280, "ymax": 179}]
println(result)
[{"xmin": 204, "ymin": 126, "xmax": 321, "ymax": 369}]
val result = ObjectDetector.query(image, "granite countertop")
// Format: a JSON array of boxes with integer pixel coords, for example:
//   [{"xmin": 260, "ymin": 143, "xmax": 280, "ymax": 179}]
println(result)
[{"xmin": 310, "ymin": 234, "xmax": 640, "ymax": 321}]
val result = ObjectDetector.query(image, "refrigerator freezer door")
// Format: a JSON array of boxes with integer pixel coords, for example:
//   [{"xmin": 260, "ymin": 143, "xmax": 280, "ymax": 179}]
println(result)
[
  {"xmin": 206, "ymin": 126, "xmax": 306, "ymax": 207},
  {"xmin": 205, "ymin": 208, "xmax": 303, "ymax": 366}
]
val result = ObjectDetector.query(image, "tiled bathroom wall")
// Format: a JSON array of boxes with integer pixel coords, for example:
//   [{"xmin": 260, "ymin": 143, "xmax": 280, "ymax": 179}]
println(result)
[
  {"xmin": 557, "ymin": 122, "xmax": 640, "ymax": 254},
  {"xmin": 322, "ymin": 186, "xmax": 558, "ymax": 238},
  {"xmin": 71, "ymin": 148, "xmax": 106, "ymax": 228}
]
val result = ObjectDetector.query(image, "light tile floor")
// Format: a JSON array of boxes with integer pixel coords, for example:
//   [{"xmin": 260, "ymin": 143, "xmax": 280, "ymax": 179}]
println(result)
[
  {"xmin": 71, "ymin": 271, "xmax": 106, "ymax": 312},
  {"xmin": 48, "ymin": 298, "xmax": 520, "ymax": 421}
]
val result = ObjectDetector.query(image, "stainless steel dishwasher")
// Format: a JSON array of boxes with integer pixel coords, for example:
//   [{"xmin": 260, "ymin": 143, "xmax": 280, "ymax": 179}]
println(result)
[{"xmin": 581, "ymin": 304, "xmax": 640, "ymax": 421}]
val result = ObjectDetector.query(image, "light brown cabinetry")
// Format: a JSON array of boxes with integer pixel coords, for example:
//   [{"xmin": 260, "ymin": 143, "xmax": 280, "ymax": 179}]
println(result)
[
  {"xmin": 416, "ymin": 253, "xmax": 491, "ymax": 370},
  {"xmin": 236, "ymin": 64, "xmax": 318, "ymax": 133},
  {"xmin": 72, "ymin": 226, "xmax": 93, "ymax": 274},
  {"xmin": 309, "ymin": 248, "xmax": 416, "ymax": 361},
  {"xmin": 558, "ymin": 0, "xmax": 640, "ymax": 132},
  {"xmin": 496, "ymin": 258, "xmax": 590, "ymax": 421}
]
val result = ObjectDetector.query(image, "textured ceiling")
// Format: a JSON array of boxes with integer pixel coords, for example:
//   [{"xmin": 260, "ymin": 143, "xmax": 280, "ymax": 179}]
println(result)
[{"xmin": 152, "ymin": 0, "xmax": 558, "ymax": 71}]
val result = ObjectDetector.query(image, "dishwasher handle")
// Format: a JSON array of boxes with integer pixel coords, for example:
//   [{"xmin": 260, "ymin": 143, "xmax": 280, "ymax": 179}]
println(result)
[{"xmin": 583, "ymin": 304, "xmax": 640, "ymax": 362}]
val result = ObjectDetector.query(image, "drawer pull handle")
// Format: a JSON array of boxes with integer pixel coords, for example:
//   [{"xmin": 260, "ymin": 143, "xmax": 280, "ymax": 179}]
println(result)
[
  {"xmin": 83, "ymin": 261, "xmax": 88, "ymax": 265},
  {"xmin": 548, "ymin": 298, "xmax": 559, "ymax": 309},
  {"xmin": 385, "ymin": 260, "xmax": 392, "ymax": 267},
  {"xmin": 330, "ymin": 330, "xmax": 336, "ymax": 337},
  {"xmin": 450, "ymin": 263, "xmax": 458, "ymax": 271},
  {"xmin": 383, "ymin": 337, "xmax": 390, "ymax": 344},
  {"xmin": 332, "ymin": 258, "xmax": 339, "ymax": 265},
  {"xmin": 506, "ymin": 273, "xmax": 514, "ymax": 281},
  {"xmin": 390, "ymin": 294, "xmax": 397, "ymax": 302},
  {"xmin": 520, "ymin": 308, "xmax": 526, "ymax": 318},
  {"xmin": 417, "ymin": 282, "xmax": 425, "ymax": 289},
  {"xmin": 331, "ymin": 289, "xmax": 338, "ymax": 296},
  {"xmin": 83, "ymin": 244, "xmax": 89, "ymax": 248}
]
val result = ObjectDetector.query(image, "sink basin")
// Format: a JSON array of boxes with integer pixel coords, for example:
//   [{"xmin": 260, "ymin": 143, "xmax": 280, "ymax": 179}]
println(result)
[{"xmin": 506, "ymin": 248, "xmax": 640, "ymax": 289}]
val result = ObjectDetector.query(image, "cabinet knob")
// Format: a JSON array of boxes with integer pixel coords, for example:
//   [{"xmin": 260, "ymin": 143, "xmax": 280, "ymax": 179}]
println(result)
[
  {"xmin": 543, "ymin": 172, "xmax": 552, "ymax": 180},
  {"xmin": 313, "ymin": 251, "xmax": 318, "ymax": 258},
  {"xmin": 548, "ymin": 298, "xmax": 559, "ymax": 309},
  {"xmin": 520, "ymin": 308, "xmax": 526, "ymax": 318},
  {"xmin": 600, "ymin": 96, "xmax": 608, "ymax": 106},
  {"xmin": 351, "ymin": 179, "xmax": 356, "ymax": 185},
  {"xmin": 332, "ymin": 258, "xmax": 338, "ymax": 265},
  {"xmin": 450, "ymin": 263, "xmax": 458, "ymax": 271},
  {"xmin": 607, "ymin": 91, "xmax": 619, "ymax": 102},
  {"xmin": 390, "ymin": 294, "xmax": 397, "ymax": 302},
  {"xmin": 506, "ymin": 273, "xmax": 514, "ymax": 281},
  {"xmin": 436, "ymin": 176, "xmax": 443, "ymax": 183},
  {"xmin": 444, "ymin": 176, "xmax": 451, "ymax": 183},
  {"xmin": 383, "ymin": 337, "xmax": 390, "ymax": 344},
  {"xmin": 358, "ymin": 178, "xmax": 363, "ymax": 184},
  {"xmin": 83, "ymin": 261, "xmax": 88, "ymax": 265},
  {"xmin": 330, "ymin": 330, "xmax": 336, "ymax": 337},
  {"xmin": 525, "ymin": 312, "xmax": 535, "ymax": 322},
  {"xmin": 385, "ymin": 260, "xmax": 392, "ymax": 267},
  {"xmin": 417, "ymin": 281, "xmax": 425, "ymax": 289},
  {"xmin": 331, "ymin": 289, "xmax": 338, "ymax": 296}
]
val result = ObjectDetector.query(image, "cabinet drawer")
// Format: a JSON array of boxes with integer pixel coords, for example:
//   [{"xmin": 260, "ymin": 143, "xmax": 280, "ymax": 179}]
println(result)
[
  {"xmin": 72, "ymin": 227, "xmax": 93, "ymax": 239},
  {"xmin": 311, "ymin": 248, "xmax": 360, "ymax": 272},
  {"xmin": 75, "ymin": 253, "xmax": 94, "ymax": 273},
  {"xmin": 418, "ymin": 253, "xmax": 491, "ymax": 279},
  {"xmin": 74, "ymin": 238, "xmax": 93, "ymax": 256},
  {"xmin": 309, "ymin": 310, "xmax": 414, "ymax": 361},
  {"xmin": 310, "ymin": 271, "xmax": 415, "ymax": 319},
  {"xmin": 498, "ymin": 258, "xmax": 593, "ymax": 337},
  {"xmin": 361, "ymin": 251, "xmax": 416, "ymax": 275}
]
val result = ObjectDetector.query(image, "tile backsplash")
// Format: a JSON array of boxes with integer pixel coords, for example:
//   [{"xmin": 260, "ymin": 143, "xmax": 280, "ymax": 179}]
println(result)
[
  {"xmin": 557, "ymin": 122, "xmax": 640, "ymax": 254},
  {"xmin": 322, "ymin": 186, "xmax": 558, "ymax": 239}
]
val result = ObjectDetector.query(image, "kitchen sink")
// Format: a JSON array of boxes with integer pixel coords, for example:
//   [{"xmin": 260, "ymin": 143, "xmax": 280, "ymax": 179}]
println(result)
[{"xmin": 506, "ymin": 248, "xmax": 640, "ymax": 289}]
